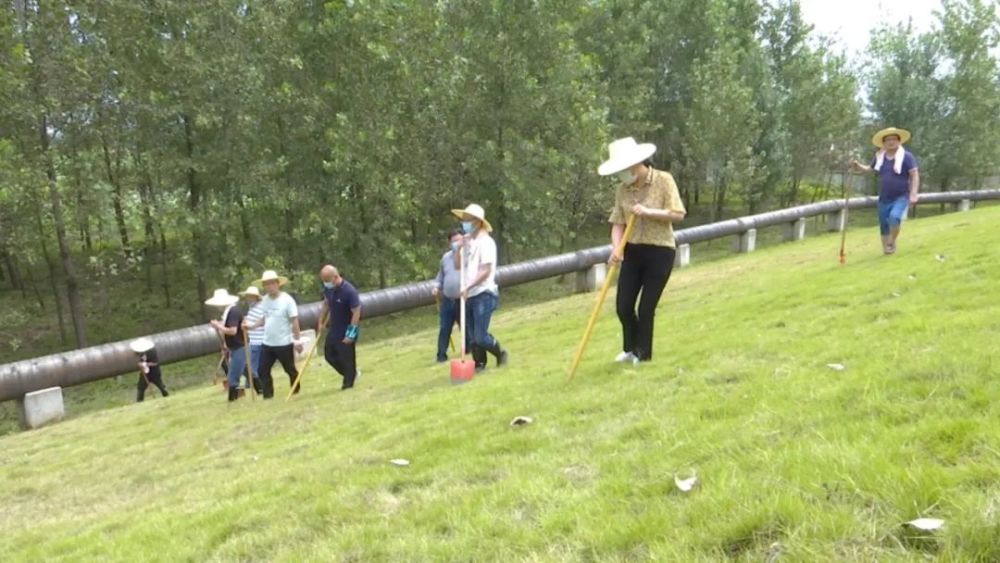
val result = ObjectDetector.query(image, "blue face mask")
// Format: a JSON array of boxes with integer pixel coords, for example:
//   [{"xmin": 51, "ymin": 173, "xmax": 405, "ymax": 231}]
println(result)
[
  {"xmin": 450, "ymin": 241, "xmax": 460, "ymax": 252},
  {"xmin": 461, "ymin": 221, "xmax": 475, "ymax": 234},
  {"xmin": 323, "ymin": 281, "xmax": 335, "ymax": 289}
]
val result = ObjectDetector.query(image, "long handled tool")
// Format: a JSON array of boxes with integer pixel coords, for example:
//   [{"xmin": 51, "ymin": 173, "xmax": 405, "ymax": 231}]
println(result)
[
  {"xmin": 568, "ymin": 214, "xmax": 637, "ymax": 380},
  {"xmin": 839, "ymin": 160, "xmax": 850, "ymax": 265},
  {"xmin": 286, "ymin": 312, "xmax": 328, "ymax": 401},
  {"xmin": 436, "ymin": 293, "xmax": 456, "ymax": 353},
  {"xmin": 242, "ymin": 330, "xmax": 255, "ymax": 401},
  {"xmin": 450, "ymin": 243, "xmax": 475, "ymax": 383}
]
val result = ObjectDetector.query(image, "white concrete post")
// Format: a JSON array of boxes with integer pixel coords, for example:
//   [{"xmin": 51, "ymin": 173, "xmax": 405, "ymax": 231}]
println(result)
[
  {"xmin": 575, "ymin": 262, "xmax": 607, "ymax": 293},
  {"xmin": 784, "ymin": 217, "xmax": 807, "ymax": 241},
  {"xmin": 18, "ymin": 386, "xmax": 65, "ymax": 429},
  {"xmin": 732, "ymin": 229, "xmax": 757, "ymax": 253},
  {"xmin": 674, "ymin": 243, "xmax": 691, "ymax": 268},
  {"xmin": 826, "ymin": 209, "xmax": 846, "ymax": 232},
  {"xmin": 295, "ymin": 329, "xmax": 317, "ymax": 362},
  {"xmin": 953, "ymin": 199, "xmax": 971, "ymax": 212}
]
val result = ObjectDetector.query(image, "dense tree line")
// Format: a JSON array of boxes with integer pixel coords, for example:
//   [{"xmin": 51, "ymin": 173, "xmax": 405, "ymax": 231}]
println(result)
[{"xmin": 0, "ymin": 0, "xmax": 997, "ymax": 350}]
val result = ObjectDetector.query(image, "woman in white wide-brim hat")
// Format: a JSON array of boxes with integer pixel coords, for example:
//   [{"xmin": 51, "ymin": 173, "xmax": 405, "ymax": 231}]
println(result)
[
  {"xmin": 243, "ymin": 270, "xmax": 302, "ymax": 398},
  {"xmin": 850, "ymin": 126, "xmax": 920, "ymax": 255},
  {"xmin": 130, "ymin": 337, "xmax": 170, "ymax": 401},
  {"xmin": 450, "ymin": 203, "xmax": 508, "ymax": 371},
  {"xmin": 600, "ymin": 137, "xmax": 687, "ymax": 365},
  {"xmin": 239, "ymin": 285, "xmax": 265, "ymax": 387},
  {"xmin": 205, "ymin": 289, "xmax": 249, "ymax": 402}
]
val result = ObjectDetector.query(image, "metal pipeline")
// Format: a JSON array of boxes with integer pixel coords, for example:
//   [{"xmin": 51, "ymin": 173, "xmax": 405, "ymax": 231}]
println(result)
[{"xmin": 1, "ymin": 190, "xmax": 997, "ymax": 402}]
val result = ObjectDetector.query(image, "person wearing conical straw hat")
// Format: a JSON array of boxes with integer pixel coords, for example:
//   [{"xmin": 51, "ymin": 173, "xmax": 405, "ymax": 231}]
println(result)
[
  {"xmin": 452, "ymin": 203, "xmax": 508, "ymax": 372},
  {"xmin": 599, "ymin": 137, "xmax": 686, "ymax": 365},
  {"xmin": 850, "ymin": 127, "xmax": 920, "ymax": 255},
  {"xmin": 239, "ymin": 285, "xmax": 265, "ymax": 392},
  {"xmin": 206, "ymin": 288, "xmax": 247, "ymax": 402},
  {"xmin": 242, "ymin": 270, "xmax": 303, "ymax": 399},
  {"xmin": 130, "ymin": 337, "xmax": 169, "ymax": 402}
]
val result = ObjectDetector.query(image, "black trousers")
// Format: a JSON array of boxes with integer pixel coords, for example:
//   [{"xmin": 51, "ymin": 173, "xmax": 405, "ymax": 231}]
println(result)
[
  {"xmin": 324, "ymin": 333, "xmax": 358, "ymax": 389},
  {"xmin": 137, "ymin": 372, "xmax": 169, "ymax": 402},
  {"xmin": 259, "ymin": 344, "xmax": 299, "ymax": 398},
  {"xmin": 616, "ymin": 243, "xmax": 676, "ymax": 361}
]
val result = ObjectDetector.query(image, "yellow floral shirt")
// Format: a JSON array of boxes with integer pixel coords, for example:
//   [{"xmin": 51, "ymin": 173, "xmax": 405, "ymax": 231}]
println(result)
[{"xmin": 608, "ymin": 167, "xmax": 686, "ymax": 248}]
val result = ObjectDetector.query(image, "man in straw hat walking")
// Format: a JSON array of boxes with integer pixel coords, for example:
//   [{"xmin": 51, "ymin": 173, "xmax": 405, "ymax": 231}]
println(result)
[
  {"xmin": 851, "ymin": 127, "xmax": 920, "ymax": 255},
  {"xmin": 599, "ymin": 137, "xmax": 686, "ymax": 365},
  {"xmin": 240, "ymin": 285, "xmax": 265, "ymax": 391},
  {"xmin": 206, "ymin": 288, "xmax": 248, "ymax": 402},
  {"xmin": 452, "ymin": 203, "xmax": 508, "ymax": 372},
  {"xmin": 319, "ymin": 265, "xmax": 363, "ymax": 389},
  {"xmin": 243, "ymin": 270, "xmax": 303, "ymax": 399},
  {"xmin": 130, "ymin": 337, "xmax": 169, "ymax": 402}
]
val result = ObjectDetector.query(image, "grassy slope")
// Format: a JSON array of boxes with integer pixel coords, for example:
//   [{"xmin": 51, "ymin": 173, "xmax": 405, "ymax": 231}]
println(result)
[{"xmin": 1, "ymin": 207, "xmax": 999, "ymax": 561}]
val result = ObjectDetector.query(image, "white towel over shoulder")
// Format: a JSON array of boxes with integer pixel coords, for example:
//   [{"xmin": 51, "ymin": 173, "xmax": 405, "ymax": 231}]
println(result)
[{"xmin": 873, "ymin": 147, "xmax": 905, "ymax": 175}]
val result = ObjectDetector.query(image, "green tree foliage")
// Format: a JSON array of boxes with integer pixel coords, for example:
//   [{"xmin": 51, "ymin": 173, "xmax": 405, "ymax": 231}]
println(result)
[{"xmin": 0, "ymin": 0, "xmax": 995, "ymax": 355}]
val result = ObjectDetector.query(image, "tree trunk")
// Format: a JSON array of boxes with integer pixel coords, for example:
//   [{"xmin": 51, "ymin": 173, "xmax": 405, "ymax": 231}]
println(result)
[
  {"xmin": 22, "ymin": 260, "xmax": 46, "ymax": 311},
  {"xmin": 182, "ymin": 113, "xmax": 209, "ymax": 320},
  {"xmin": 41, "ymin": 116, "xmax": 87, "ymax": 348},
  {"xmin": 99, "ymin": 124, "xmax": 131, "ymax": 258},
  {"xmin": 73, "ymin": 164, "xmax": 93, "ymax": 253},
  {"xmin": 35, "ymin": 208, "xmax": 67, "ymax": 345}
]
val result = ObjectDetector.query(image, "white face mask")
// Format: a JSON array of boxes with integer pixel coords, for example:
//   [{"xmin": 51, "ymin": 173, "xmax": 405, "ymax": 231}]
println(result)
[{"xmin": 616, "ymin": 169, "xmax": 636, "ymax": 184}]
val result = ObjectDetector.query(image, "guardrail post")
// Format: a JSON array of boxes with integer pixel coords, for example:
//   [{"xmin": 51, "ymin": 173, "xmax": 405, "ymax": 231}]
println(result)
[
  {"xmin": 826, "ymin": 208, "xmax": 846, "ymax": 232},
  {"xmin": 732, "ymin": 229, "xmax": 757, "ymax": 253},
  {"xmin": 575, "ymin": 263, "xmax": 607, "ymax": 293},
  {"xmin": 952, "ymin": 198, "xmax": 971, "ymax": 212},
  {"xmin": 674, "ymin": 243, "xmax": 690, "ymax": 268},
  {"xmin": 784, "ymin": 218, "xmax": 807, "ymax": 241},
  {"xmin": 18, "ymin": 387, "xmax": 65, "ymax": 429}
]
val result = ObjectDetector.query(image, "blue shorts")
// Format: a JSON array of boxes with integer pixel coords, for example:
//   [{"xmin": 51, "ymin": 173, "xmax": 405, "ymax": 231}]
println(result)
[{"xmin": 878, "ymin": 196, "xmax": 909, "ymax": 235}]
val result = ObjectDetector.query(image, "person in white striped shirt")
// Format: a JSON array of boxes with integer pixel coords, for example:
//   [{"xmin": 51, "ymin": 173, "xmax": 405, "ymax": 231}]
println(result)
[{"xmin": 240, "ymin": 285, "xmax": 266, "ymax": 393}]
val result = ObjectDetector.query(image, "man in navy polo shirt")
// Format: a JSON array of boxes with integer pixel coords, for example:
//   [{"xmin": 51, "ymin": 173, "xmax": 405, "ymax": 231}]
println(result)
[
  {"xmin": 851, "ymin": 126, "xmax": 920, "ymax": 255},
  {"xmin": 318, "ymin": 265, "xmax": 362, "ymax": 390}
]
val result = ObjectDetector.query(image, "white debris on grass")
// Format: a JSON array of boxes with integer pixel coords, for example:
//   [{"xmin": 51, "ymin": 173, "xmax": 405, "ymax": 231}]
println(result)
[
  {"xmin": 905, "ymin": 518, "xmax": 944, "ymax": 531},
  {"xmin": 826, "ymin": 363, "xmax": 846, "ymax": 371},
  {"xmin": 510, "ymin": 416, "xmax": 533, "ymax": 427},
  {"xmin": 674, "ymin": 474, "xmax": 698, "ymax": 492},
  {"xmin": 389, "ymin": 459, "xmax": 410, "ymax": 467}
]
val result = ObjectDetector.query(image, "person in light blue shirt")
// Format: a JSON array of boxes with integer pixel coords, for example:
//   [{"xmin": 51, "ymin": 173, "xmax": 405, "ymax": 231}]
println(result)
[
  {"xmin": 432, "ymin": 229, "xmax": 463, "ymax": 362},
  {"xmin": 243, "ymin": 270, "xmax": 302, "ymax": 399}
]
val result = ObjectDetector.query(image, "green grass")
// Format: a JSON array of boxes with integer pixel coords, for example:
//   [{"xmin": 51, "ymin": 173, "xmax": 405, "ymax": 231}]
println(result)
[{"xmin": 2, "ymin": 206, "xmax": 1000, "ymax": 561}]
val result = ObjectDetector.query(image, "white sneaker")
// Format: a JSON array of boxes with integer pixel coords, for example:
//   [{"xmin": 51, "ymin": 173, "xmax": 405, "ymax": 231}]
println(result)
[{"xmin": 614, "ymin": 351, "xmax": 637, "ymax": 363}]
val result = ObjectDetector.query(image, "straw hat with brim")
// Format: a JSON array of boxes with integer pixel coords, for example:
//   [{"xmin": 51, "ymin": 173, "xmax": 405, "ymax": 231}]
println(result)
[
  {"xmin": 239, "ymin": 285, "xmax": 262, "ymax": 300},
  {"xmin": 130, "ymin": 337, "xmax": 155, "ymax": 354},
  {"xmin": 872, "ymin": 127, "xmax": 911, "ymax": 148},
  {"xmin": 205, "ymin": 288, "xmax": 239, "ymax": 307},
  {"xmin": 255, "ymin": 270, "xmax": 289, "ymax": 287},
  {"xmin": 451, "ymin": 204, "xmax": 493, "ymax": 233},
  {"xmin": 598, "ymin": 137, "xmax": 657, "ymax": 176}
]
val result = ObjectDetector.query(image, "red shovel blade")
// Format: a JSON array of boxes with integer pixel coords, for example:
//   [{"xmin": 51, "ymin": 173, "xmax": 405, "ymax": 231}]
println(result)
[{"xmin": 450, "ymin": 359, "xmax": 476, "ymax": 384}]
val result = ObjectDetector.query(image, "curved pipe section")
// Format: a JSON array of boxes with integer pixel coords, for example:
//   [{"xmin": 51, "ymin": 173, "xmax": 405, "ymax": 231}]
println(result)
[{"xmin": 1, "ymin": 190, "xmax": 997, "ymax": 401}]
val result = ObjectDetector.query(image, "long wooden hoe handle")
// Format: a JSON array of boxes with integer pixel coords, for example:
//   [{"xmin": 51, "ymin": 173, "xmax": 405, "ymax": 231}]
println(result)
[
  {"xmin": 286, "ymin": 312, "xmax": 329, "ymax": 401},
  {"xmin": 567, "ymin": 214, "xmax": 638, "ymax": 380}
]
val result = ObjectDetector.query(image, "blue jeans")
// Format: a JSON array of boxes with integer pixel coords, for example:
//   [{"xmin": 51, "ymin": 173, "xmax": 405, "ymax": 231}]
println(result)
[
  {"xmin": 437, "ymin": 297, "xmax": 458, "ymax": 361},
  {"xmin": 878, "ymin": 196, "xmax": 909, "ymax": 235},
  {"xmin": 226, "ymin": 346, "xmax": 247, "ymax": 389},
  {"xmin": 250, "ymin": 345, "xmax": 262, "ymax": 378},
  {"xmin": 466, "ymin": 292, "xmax": 499, "ymax": 353}
]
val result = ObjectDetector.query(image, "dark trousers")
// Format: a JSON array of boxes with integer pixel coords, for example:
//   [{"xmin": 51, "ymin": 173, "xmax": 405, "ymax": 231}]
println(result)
[
  {"xmin": 137, "ymin": 372, "xmax": 169, "ymax": 402},
  {"xmin": 616, "ymin": 243, "xmax": 676, "ymax": 361},
  {"xmin": 436, "ymin": 297, "xmax": 458, "ymax": 361},
  {"xmin": 324, "ymin": 332, "xmax": 358, "ymax": 389},
  {"xmin": 259, "ymin": 344, "xmax": 299, "ymax": 398}
]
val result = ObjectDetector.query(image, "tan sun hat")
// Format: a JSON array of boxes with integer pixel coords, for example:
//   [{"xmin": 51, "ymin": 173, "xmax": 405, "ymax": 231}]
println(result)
[
  {"xmin": 238, "ymin": 285, "xmax": 262, "ymax": 300},
  {"xmin": 204, "ymin": 288, "xmax": 239, "ymax": 307},
  {"xmin": 130, "ymin": 337, "xmax": 155, "ymax": 354},
  {"xmin": 451, "ymin": 203, "xmax": 493, "ymax": 233},
  {"xmin": 598, "ymin": 137, "xmax": 657, "ymax": 176},
  {"xmin": 872, "ymin": 127, "xmax": 911, "ymax": 148},
  {"xmin": 255, "ymin": 270, "xmax": 289, "ymax": 287}
]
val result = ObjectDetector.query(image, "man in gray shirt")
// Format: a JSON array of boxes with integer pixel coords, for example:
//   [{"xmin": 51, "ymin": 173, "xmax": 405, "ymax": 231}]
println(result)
[{"xmin": 432, "ymin": 230, "xmax": 463, "ymax": 362}]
